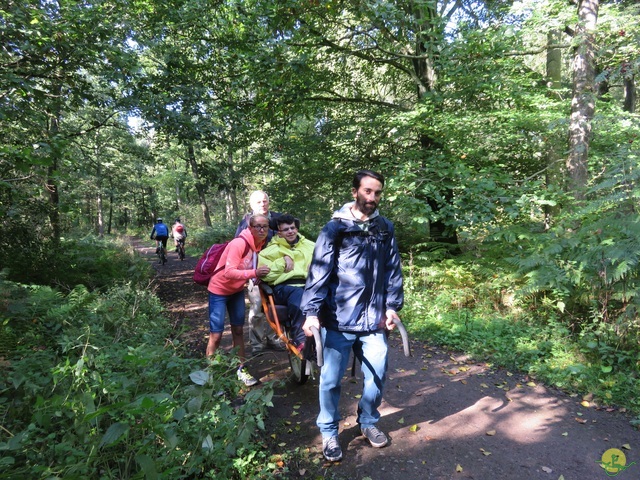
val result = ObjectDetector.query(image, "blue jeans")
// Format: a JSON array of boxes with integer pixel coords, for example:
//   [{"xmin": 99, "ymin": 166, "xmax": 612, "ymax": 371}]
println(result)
[
  {"xmin": 317, "ymin": 328, "xmax": 388, "ymax": 438},
  {"xmin": 273, "ymin": 284, "xmax": 305, "ymax": 345},
  {"xmin": 208, "ymin": 290, "xmax": 245, "ymax": 333}
]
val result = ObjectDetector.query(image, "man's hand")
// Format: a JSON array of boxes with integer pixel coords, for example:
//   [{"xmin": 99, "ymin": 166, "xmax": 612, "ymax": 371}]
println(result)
[
  {"xmin": 384, "ymin": 309, "xmax": 400, "ymax": 331},
  {"xmin": 303, "ymin": 316, "xmax": 320, "ymax": 337}
]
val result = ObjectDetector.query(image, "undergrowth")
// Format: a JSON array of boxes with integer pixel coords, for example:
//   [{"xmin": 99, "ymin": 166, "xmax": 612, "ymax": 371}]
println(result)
[
  {"xmin": 403, "ymin": 248, "xmax": 640, "ymax": 426},
  {"xmin": 0, "ymin": 237, "xmax": 278, "ymax": 479}
]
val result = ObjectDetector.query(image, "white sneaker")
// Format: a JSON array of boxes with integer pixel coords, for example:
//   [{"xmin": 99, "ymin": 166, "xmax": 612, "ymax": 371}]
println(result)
[
  {"xmin": 237, "ymin": 367, "xmax": 258, "ymax": 387},
  {"xmin": 322, "ymin": 436, "xmax": 343, "ymax": 462}
]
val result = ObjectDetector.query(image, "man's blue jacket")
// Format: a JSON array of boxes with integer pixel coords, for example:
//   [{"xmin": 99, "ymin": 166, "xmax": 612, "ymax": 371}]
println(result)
[{"xmin": 301, "ymin": 202, "xmax": 404, "ymax": 333}]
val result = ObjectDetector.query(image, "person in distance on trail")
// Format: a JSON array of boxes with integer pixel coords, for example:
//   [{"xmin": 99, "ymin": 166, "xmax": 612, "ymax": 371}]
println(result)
[
  {"xmin": 301, "ymin": 169, "xmax": 404, "ymax": 462},
  {"xmin": 258, "ymin": 214, "xmax": 315, "ymax": 353},
  {"xmin": 150, "ymin": 218, "xmax": 169, "ymax": 255},
  {"xmin": 236, "ymin": 190, "xmax": 285, "ymax": 355},
  {"xmin": 171, "ymin": 217, "xmax": 187, "ymax": 252},
  {"xmin": 206, "ymin": 214, "xmax": 271, "ymax": 387}
]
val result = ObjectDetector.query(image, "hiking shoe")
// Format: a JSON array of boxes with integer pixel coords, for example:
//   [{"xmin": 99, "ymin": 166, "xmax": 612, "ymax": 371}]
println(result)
[
  {"xmin": 237, "ymin": 367, "xmax": 258, "ymax": 387},
  {"xmin": 322, "ymin": 436, "xmax": 342, "ymax": 462},
  {"xmin": 361, "ymin": 426, "xmax": 389, "ymax": 448}
]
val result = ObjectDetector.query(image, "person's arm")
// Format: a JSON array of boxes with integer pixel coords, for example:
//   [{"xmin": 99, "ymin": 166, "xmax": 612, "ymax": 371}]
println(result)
[
  {"xmin": 222, "ymin": 238, "xmax": 257, "ymax": 280},
  {"xmin": 150, "ymin": 227, "xmax": 156, "ymax": 239},
  {"xmin": 259, "ymin": 244, "xmax": 287, "ymax": 284},
  {"xmin": 383, "ymin": 221, "xmax": 404, "ymax": 314},
  {"xmin": 301, "ymin": 222, "xmax": 337, "ymax": 318}
]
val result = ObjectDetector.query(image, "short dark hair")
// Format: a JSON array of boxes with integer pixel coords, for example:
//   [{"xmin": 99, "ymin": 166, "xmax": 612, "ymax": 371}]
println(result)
[
  {"xmin": 276, "ymin": 214, "xmax": 300, "ymax": 230},
  {"xmin": 353, "ymin": 169, "xmax": 385, "ymax": 190}
]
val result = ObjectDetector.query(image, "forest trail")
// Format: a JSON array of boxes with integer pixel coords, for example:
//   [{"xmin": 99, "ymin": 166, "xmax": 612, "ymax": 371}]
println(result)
[{"xmin": 134, "ymin": 238, "xmax": 639, "ymax": 480}]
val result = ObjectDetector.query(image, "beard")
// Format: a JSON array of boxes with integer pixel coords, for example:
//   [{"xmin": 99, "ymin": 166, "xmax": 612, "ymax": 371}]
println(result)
[{"xmin": 355, "ymin": 194, "xmax": 377, "ymax": 216}]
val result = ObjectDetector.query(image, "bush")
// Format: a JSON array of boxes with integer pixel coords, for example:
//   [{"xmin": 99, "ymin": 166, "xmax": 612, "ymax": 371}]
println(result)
[
  {"xmin": 190, "ymin": 223, "xmax": 238, "ymax": 253},
  {"xmin": 1, "ymin": 233, "xmax": 151, "ymax": 291},
  {"xmin": 403, "ymin": 245, "xmax": 640, "ymax": 419},
  {"xmin": 0, "ymin": 239, "xmax": 278, "ymax": 479}
]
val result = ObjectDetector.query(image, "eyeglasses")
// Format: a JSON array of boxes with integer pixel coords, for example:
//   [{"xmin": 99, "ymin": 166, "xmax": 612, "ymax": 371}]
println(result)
[
  {"xmin": 251, "ymin": 225, "xmax": 269, "ymax": 231},
  {"xmin": 279, "ymin": 226, "xmax": 297, "ymax": 233}
]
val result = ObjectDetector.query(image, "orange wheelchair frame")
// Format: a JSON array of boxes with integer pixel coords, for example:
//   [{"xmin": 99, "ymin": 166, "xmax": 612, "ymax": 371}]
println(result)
[{"xmin": 258, "ymin": 283, "xmax": 323, "ymax": 384}]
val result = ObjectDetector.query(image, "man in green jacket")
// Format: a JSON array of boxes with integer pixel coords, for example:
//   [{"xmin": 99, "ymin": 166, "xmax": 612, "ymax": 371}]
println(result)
[{"xmin": 259, "ymin": 214, "xmax": 315, "ymax": 352}]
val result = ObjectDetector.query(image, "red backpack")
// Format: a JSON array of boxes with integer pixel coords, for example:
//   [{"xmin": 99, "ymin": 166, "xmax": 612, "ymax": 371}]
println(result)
[{"xmin": 193, "ymin": 237, "xmax": 250, "ymax": 286}]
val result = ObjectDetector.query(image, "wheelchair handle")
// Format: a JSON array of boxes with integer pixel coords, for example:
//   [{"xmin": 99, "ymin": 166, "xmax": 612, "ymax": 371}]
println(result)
[
  {"xmin": 310, "ymin": 325, "xmax": 323, "ymax": 367},
  {"xmin": 392, "ymin": 318, "xmax": 411, "ymax": 357}
]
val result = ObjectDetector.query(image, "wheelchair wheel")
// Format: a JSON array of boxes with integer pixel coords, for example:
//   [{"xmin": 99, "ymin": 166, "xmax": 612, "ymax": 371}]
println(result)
[{"xmin": 288, "ymin": 352, "xmax": 309, "ymax": 385}]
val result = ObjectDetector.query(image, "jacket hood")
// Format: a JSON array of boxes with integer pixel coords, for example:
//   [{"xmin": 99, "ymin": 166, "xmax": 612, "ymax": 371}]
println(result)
[
  {"xmin": 269, "ymin": 232, "xmax": 309, "ymax": 248},
  {"xmin": 332, "ymin": 202, "xmax": 380, "ymax": 223},
  {"xmin": 238, "ymin": 227, "xmax": 264, "ymax": 251}
]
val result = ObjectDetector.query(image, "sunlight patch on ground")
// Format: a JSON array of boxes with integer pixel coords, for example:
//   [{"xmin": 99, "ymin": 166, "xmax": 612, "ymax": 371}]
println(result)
[{"xmin": 390, "ymin": 395, "xmax": 568, "ymax": 445}]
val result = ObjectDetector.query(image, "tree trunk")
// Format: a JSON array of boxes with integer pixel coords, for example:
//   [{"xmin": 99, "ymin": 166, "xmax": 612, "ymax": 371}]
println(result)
[
  {"xmin": 173, "ymin": 156, "xmax": 182, "ymax": 212},
  {"xmin": 567, "ymin": 0, "xmax": 600, "ymax": 200},
  {"xmin": 107, "ymin": 185, "xmax": 113, "ymax": 235},
  {"xmin": 226, "ymin": 147, "xmax": 239, "ymax": 222},
  {"xmin": 95, "ymin": 152, "xmax": 104, "ymax": 237},
  {"xmin": 47, "ymin": 88, "xmax": 62, "ymax": 244},
  {"xmin": 546, "ymin": 30, "xmax": 562, "ymax": 90},
  {"xmin": 187, "ymin": 143, "xmax": 212, "ymax": 226},
  {"xmin": 544, "ymin": 30, "xmax": 564, "ymax": 229},
  {"xmin": 46, "ymin": 159, "xmax": 60, "ymax": 243},
  {"xmin": 623, "ymin": 74, "xmax": 635, "ymax": 113},
  {"xmin": 411, "ymin": 2, "xmax": 457, "ymax": 245},
  {"xmin": 97, "ymin": 192, "xmax": 104, "ymax": 236},
  {"xmin": 175, "ymin": 183, "xmax": 181, "ymax": 211}
]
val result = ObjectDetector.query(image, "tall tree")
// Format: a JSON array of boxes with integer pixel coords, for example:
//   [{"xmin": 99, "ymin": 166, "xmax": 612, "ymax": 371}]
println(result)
[
  {"xmin": 240, "ymin": 1, "xmax": 499, "ymax": 243},
  {"xmin": 567, "ymin": 0, "xmax": 600, "ymax": 199},
  {"xmin": 0, "ymin": 0, "xmax": 139, "ymax": 240}
]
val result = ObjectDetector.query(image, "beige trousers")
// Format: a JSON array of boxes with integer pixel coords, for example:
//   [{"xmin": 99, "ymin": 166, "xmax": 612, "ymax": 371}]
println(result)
[{"xmin": 247, "ymin": 280, "xmax": 280, "ymax": 352}]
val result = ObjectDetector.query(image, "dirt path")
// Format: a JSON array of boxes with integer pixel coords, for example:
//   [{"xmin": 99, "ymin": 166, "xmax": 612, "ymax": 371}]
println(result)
[{"xmin": 135, "ymin": 239, "xmax": 639, "ymax": 480}]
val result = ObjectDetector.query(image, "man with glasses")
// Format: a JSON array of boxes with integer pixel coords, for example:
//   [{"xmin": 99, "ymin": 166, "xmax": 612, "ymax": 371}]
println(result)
[
  {"xmin": 236, "ymin": 190, "xmax": 285, "ymax": 354},
  {"xmin": 258, "ymin": 214, "xmax": 315, "ymax": 352}
]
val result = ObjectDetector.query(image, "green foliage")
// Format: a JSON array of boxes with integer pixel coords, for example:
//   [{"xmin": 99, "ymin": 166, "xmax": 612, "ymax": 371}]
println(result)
[
  {"xmin": 190, "ymin": 223, "xmax": 239, "ymax": 253},
  {"xmin": 1, "ymin": 234, "xmax": 151, "ymax": 290},
  {"xmin": 404, "ymin": 241, "xmax": 640, "ymax": 417},
  {"xmin": 1, "ymin": 0, "xmax": 640, "ymax": 466},
  {"xmin": 504, "ymin": 135, "xmax": 640, "ymax": 334},
  {"xmin": 0, "ymin": 244, "xmax": 278, "ymax": 479}
]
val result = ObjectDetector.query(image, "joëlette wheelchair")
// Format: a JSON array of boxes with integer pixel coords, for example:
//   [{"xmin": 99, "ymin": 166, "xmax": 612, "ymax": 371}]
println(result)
[{"xmin": 259, "ymin": 283, "xmax": 323, "ymax": 384}]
